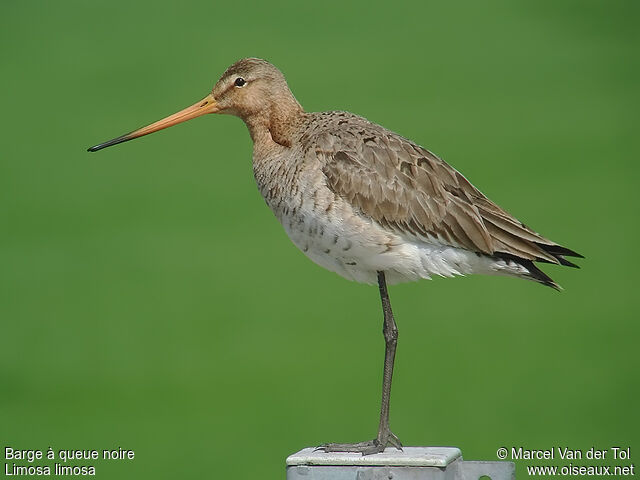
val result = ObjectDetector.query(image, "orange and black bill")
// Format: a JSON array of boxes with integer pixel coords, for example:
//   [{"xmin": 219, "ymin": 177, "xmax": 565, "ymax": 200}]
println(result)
[{"xmin": 87, "ymin": 93, "xmax": 219, "ymax": 152}]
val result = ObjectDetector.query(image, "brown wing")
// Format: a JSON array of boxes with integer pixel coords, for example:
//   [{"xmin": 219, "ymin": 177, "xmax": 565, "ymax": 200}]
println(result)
[{"xmin": 310, "ymin": 113, "xmax": 580, "ymax": 266}]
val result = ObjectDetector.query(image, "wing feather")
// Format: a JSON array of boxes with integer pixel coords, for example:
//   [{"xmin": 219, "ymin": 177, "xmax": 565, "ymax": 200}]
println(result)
[{"xmin": 309, "ymin": 113, "xmax": 579, "ymax": 265}]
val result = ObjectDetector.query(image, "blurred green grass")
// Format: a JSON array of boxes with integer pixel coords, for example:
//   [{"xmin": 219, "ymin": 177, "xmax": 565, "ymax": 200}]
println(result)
[{"xmin": 1, "ymin": 1, "xmax": 638, "ymax": 478}]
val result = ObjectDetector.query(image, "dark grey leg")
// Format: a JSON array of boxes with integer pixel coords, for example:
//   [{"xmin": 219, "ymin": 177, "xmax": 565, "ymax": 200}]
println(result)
[
  {"xmin": 319, "ymin": 271, "xmax": 402, "ymax": 455},
  {"xmin": 375, "ymin": 271, "xmax": 402, "ymax": 449}
]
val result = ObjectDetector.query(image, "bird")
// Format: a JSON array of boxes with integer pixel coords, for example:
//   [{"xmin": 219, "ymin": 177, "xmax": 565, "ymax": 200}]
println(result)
[{"xmin": 88, "ymin": 57, "xmax": 582, "ymax": 455}]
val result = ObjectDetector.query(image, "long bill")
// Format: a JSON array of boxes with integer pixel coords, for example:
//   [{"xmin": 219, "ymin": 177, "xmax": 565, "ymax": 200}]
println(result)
[{"xmin": 87, "ymin": 93, "xmax": 219, "ymax": 152}]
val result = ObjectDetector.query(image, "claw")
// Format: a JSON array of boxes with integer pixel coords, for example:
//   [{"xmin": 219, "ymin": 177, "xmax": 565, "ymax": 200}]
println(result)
[{"xmin": 387, "ymin": 431, "xmax": 403, "ymax": 450}]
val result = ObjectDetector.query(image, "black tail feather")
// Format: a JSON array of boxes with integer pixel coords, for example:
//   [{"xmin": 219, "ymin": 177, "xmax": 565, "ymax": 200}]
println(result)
[
  {"xmin": 556, "ymin": 256, "xmax": 580, "ymax": 268},
  {"xmin": 494, "ymin": 252, "xmax": 562, "ymax": 290},
  {"xmin": 537, "ymin": 243, "xmax": 584, "ymax": 259},
  {"xmin": 537, "ymin": 243, "xmax": 583, "ymax": 269},
  {"xmin": 520, "ymin": 259, "xmax": 562, "ymax": 291},
  {"xmin": 493, "ymin": 239, "xmax": 582, "ymax": 290},
  {"xmin": 523, "ymin": 260, "xmax": 562, "ymax": 291}
]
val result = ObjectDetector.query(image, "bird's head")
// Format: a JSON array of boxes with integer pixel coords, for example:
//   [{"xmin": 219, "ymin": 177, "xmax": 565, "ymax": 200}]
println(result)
[
  {"xmin": 88, "ymin": 57, "xmax": 299, "ymax": 152},
  {"xmin": 212, "ymin": 58, "xmax": 293, "ymax": 118}
]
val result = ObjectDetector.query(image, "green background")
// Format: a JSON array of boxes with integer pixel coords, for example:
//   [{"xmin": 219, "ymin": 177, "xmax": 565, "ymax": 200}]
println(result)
[{"xmin": 2, "ymin": 1, "xmax": 638, "ymax": 478}]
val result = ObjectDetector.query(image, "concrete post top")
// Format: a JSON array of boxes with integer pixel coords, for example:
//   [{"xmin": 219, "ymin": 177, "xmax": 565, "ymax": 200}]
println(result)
[{"xmin": 286, "ymin": 447, "xmax": 462, "ymax": 467}]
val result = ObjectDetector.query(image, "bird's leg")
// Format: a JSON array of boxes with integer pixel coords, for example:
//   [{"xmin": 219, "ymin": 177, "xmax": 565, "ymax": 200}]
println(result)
[
  {"xmin": 319, "ymin": 271, "xmax": 402, "ymax": 455},
  {"xmin": 374, "ymin": 270, "xmax": 402, "ymax": 450}
]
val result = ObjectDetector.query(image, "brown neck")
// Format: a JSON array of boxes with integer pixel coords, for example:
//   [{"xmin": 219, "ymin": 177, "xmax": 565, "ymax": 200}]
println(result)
[{"xmin": 242, "ymin": 92, "xmax": 304, "ymax": 148}]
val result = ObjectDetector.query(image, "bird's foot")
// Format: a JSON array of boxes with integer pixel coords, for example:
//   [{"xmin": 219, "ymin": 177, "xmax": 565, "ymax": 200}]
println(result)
[{"xmin": 316, "ymin": 430, "xmax": 402, "ymax": 455}]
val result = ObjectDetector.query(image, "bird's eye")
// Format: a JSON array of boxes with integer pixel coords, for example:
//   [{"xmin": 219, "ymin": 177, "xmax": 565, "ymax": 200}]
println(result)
[{"xmin": 234, "ymin": 77, "xmax": 246, "ymax": 87}]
